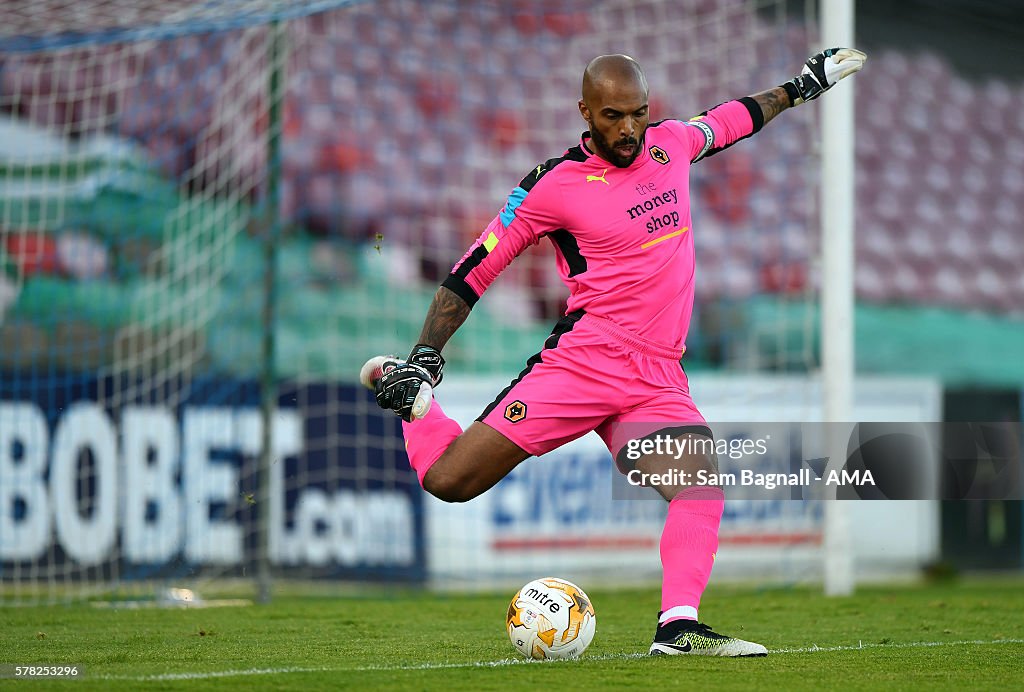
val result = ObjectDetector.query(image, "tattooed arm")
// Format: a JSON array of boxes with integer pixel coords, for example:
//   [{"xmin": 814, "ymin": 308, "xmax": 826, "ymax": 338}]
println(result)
[
  {"xmin": 417, "ymin": 286, "xmax": 472, "ymax": 351},
  {"xmin": 690, "ymin": 48, "xmax": 867, "ymax": 161},
  {"xmin": 749, "ymin": 86, "xmax": 792, "ymax": 127}
]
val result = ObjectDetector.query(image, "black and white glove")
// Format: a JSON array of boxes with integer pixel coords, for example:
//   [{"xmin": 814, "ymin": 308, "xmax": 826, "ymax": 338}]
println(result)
[
  {"xmin": 407, "ymin": 343, "xmax": 445, "ymax": 386},
  {"xmin": 360, "ymin": 356, "xmax": 433, "ymax": 422},
  {"xmin": 784, "ymin": 47, "xmax": 867, "ymax": 106}
]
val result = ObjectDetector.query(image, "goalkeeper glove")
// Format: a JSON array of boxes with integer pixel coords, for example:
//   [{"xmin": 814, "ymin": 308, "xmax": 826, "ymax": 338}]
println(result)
[
  {"xmin": 360, "ymin": 356, "xmax": 433, "ymax": 422},
  {"xmin": 407, "ymin": 343, "xmax": 445, "ymax": 386},
  {"xmin": 784, "ymin": 47, "xmax": 866, "ymax": 106}
]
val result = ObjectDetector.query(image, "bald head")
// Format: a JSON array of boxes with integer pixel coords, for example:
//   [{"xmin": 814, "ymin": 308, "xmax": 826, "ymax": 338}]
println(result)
[
  {"xmin": 581, "ymin": 54, "xmax": 648, "ymax": 104},
  {"xmin": 578, "ymin": 55, "xmax": 650, "ymax": 168}
]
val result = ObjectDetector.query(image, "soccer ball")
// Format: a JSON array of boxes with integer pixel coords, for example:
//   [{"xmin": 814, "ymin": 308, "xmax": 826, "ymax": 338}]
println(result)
[{"xmin": 506, "ymin": 577, "xmax": 596, "ymax": 660}]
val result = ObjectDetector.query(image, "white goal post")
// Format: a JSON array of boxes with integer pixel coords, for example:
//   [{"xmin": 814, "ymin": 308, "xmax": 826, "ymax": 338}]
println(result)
[{"xmin": 820, "ymin": 0, "xmax": 857, "ymax": 597}]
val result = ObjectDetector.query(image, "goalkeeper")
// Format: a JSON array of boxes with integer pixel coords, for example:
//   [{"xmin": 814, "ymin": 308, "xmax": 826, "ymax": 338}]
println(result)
[{"xmin": 364, "ymin": 48, "xmax": 866, "ymax": 657}]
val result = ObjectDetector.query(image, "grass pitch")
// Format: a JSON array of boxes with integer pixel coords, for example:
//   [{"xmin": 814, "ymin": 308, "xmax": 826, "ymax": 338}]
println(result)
[{"xmin": 2, "ymin": 577, "xmax": 1022, "ymax": 690}]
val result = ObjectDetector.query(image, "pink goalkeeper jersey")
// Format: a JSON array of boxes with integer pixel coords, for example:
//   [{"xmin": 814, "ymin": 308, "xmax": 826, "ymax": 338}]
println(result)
[{"xmin": 442, "ymin": 98, "xmax": 764, "ymax": 354}]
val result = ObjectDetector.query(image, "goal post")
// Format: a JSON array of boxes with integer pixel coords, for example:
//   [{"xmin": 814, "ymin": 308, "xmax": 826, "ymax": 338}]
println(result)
[{"xmin": 820, "ymin": 0, "xmax": 857, "ymax": 597}]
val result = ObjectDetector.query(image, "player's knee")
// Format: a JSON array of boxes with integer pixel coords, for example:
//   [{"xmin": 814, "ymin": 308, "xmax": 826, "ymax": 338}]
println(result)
[{"xmin": 422, "ymin": 467, "xmax": 477, "ymax": 503}]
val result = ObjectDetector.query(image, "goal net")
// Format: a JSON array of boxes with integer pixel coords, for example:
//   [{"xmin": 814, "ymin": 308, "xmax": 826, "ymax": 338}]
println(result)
[
  {"xmin": 0, "ymin": 0, "xmax": 852, "ymax": 604},
  {"xmin": 0, "ymin": 0, "xmax": 355, "ymax": 604}
]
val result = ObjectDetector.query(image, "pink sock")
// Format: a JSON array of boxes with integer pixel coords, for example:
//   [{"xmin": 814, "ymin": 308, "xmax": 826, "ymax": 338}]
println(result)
[
  {"xmin": 659, "ymin": 486, "xmax": 725, "ymax": 624},
  {"xmin": 401, "ymin": 399, "xmax": 462, "ymax": 487}
]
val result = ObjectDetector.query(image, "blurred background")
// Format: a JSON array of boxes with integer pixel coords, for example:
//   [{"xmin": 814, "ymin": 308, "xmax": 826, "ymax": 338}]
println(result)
[{"xmin": 0, "ymin": 0, "xmax": 1020, "ymax": 603}]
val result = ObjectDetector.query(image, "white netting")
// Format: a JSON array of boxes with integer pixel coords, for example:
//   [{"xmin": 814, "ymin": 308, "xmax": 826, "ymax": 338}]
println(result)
[
  {"xmin": 0, "ymin": 30, "xmax": 275, "ymax": 407},
  {"xmin": 1, "ymin": 3, "xmax": 306, "ymax": 603},
  {"xmin": 1, "ymin": 0, "xmax": 830, "ymax": 604}
]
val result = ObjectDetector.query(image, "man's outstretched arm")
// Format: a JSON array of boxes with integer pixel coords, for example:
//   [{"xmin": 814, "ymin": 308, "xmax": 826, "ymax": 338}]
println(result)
[
  {"xmin": 752, "ymin": 46, "xmax": 867, "ymax": 125},
  {"xmin": 685, "ymin": 47, "xmax": 866, "ymax": 162}
]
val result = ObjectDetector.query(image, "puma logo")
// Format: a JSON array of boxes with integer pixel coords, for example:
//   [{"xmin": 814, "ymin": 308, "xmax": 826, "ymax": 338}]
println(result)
[{"xmin": 586, "ymin": 168, "xmax": 609, "ymax": 185}]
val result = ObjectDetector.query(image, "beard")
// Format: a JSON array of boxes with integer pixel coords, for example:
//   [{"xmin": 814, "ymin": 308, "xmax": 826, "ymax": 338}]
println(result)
[{"xmin": 588, "ymin": 124, "xmax": 642, "ymax": 168}]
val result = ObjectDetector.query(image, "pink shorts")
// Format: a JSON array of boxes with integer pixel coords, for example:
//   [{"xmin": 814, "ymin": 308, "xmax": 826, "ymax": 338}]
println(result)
[{"xmin": 478, "ymin": 310, "xmax": 710, "ymax": 472}]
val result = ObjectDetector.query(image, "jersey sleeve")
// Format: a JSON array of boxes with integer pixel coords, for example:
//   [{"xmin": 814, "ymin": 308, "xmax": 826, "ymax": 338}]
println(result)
[
  {"xmin": 441, "ymin": 164, "xmax": 564, "ymax": 308},
  {"xmin": 674, "ymin": 97, "xmax": 765, "ymax": 163}
]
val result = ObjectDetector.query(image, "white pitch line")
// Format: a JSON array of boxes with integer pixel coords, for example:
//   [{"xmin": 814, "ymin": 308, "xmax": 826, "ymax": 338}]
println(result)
[
  {"xmin": 353, "ymin": 654, "xmax": 644, "ymax": 671},
  {"xmin": 96, "ymin": 666, "xmax": 327, "ymax": 682},
  {"xmin": 91, "ymin": 638, "xmax": 1024, "ymax": 681},
  {"xmin": 352, "ymin": 638, "xmax": 1024, "ymax": 671},
  {"xmin": 771, "ymin": 638, "xmax": 1024, "ymax": 655}
]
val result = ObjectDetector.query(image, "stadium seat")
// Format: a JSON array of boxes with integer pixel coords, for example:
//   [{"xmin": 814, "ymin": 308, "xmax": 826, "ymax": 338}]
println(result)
[{"xmin": 3, "ymin": 0, "xmax": 1023, "ymax": 331}]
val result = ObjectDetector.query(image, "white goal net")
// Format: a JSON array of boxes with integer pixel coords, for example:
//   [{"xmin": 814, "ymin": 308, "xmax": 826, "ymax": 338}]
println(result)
[{"xmin": 0, "ymin": 0, "xmax": 843, "ymax": 604}]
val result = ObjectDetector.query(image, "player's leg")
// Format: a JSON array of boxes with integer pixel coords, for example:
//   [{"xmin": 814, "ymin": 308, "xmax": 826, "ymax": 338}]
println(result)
[
  {"xmin": 432, "ymin": 349, "xmax": 625, "ymax": 503},
  {"xmin": 600, "ymin": 356, "xmax": 767, "ymax": 657},
  {"xmin": 361, "ymin": 356, "xmax": 529, "ymax": 502},
  {"xmin": 635, "ymin": 430, "xmax": 762, "ymax": 656},
  {"xmin": 413, "ymin": 415, "xmax": 531, "ymax": 503},
  {"xmin": 373, "ymin": 311, "xmax": 625, "ymax": 504},
  {"xmin": 613, "ymin": 426, "xmax": 766, "ymax": 656}
]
